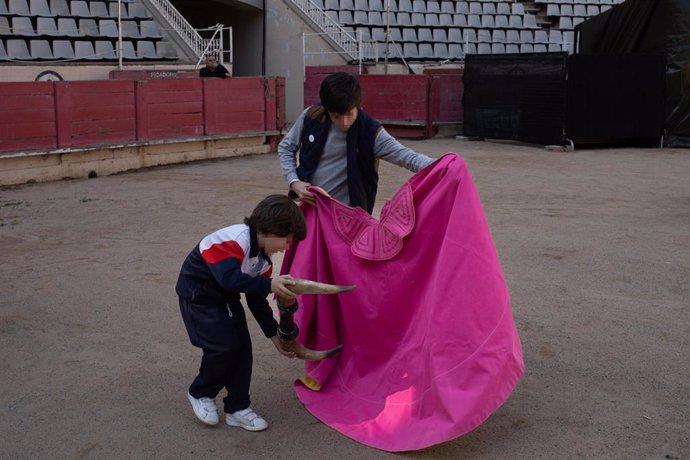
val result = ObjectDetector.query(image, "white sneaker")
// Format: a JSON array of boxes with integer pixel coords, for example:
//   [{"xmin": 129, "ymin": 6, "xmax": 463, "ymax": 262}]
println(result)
[
  {"xmin": 225, "ymin": 407, "xmax": 268, "ymax": 432},
  {"xmin": 187, "ymin": 392, "xmax": 219, "ymax": 426}
]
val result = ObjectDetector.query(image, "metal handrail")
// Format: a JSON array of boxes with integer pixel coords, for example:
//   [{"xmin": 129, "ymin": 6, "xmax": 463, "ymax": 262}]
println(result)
[
  {"xmin": 144, "ymin": 0, "xmax": 225, "ymax": 61},
  {"xmin": 290, "ymin": 0, "xmax": 376, "ymax": 61}
]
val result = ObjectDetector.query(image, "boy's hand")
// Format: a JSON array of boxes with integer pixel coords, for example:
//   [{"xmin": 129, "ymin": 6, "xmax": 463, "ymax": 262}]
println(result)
[
  {"xmin": 270, "ymin": 335, "xmax": 296, "ymax": 358},
  {"xmin": 290, "ymin": 181, "xmax": 316, "ymax": 206},
  {"xmin": 271, "ymin": 275, "xmax": 297, "ymax": 300}
]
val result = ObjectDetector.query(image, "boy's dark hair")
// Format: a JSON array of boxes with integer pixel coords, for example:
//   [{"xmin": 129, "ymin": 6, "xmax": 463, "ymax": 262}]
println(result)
[
  {"xmin": 245, "ymin": 195, "xmax": 307, "ymax": 241},
  {"xmin": 319, "ymin": 72, "xmax": 361, "ymax": 114}
]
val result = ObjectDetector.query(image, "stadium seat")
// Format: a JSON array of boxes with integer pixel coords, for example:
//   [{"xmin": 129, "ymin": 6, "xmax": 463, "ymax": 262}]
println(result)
[
  {"xmin": 368, "ymin": 11, "xmax": 384, "ymax": 25},
  {"xmin": 506, "ymin": 30, "xmax": 520, "ymax": 43},
  {"xmin": 137, "ymin": 39, "xmax": 156, "ymax": 58},
  {"xmin": 412, "ymin": 0, "xmax": 425, "ymax": 13},
  {"xmin": 411, "ymin": 12, "xmax": 425, "ymax": 26},
  {"xmin": 452, "ymin": 13, "xmax": 466, "ymax": 27},
  {"xmin": 520, "ymin": 43, "xmax": 533, "ymax": 53},
  {"xmin": 369, "ymin": 0, "xmax": 383, "ymax": 11},
  {"xmin": 37, "ymin": 17, "xmax": 59, "ymax": 35},
  {"xmin": 439, "ymin": 13, "xmax": 453, "ymax": 26},
  {"xmin": 74, "ymin": 40, "xmax": 97, "ymax": 59},
  {"xmin": 477, "ymin": 28, "xmax": 491, "ymax": 43},
  {"xmin": 9, "ymin": 0, "xmax": 30, "ymax": 15},
  {"xmin": 467, "ymin": 14, "xmax": 480, "ymax": 27},
  {"xmin": 481, "ymin": 14, "xmax": 494, "ymax": 28},
  {"xmin": 469, "ymin": 2, "xmax": 481, "ymax": 14},
  {"xmin": 509, "ymin": 15, "xmax": 522, "ymax": 28},
  {"xmin": 491, "ymin": 43, "xmax": 505, "ymax": 54},
  {"xmin": 417, "ymin": 27, "xmax": 432, "ymax": 41},
  {"xmin": 534, "ymin": 30, "xmax": 548, "ymax": 43},
  {"xmin": 127, "ymin": 3, "xmax": 151, "ymax": 19},
  {"xmin": 455, "ymin": 1, "xmax": 469, "ymax": 14},
  {"xmin": 440, "ymin": 1, "xmax": 453, "ymax": 14},
  {"xmin": 533, "ymin": 43, "xmax": 547, "ymax": 52},
  {"xmin": 523, "ymin": 14, "xmax": 537, "ymax": 28},
  {"xmin": 548, "ymin": 43, "xmax": 561, "ymax": 52},
  {"xmin": 418, "ymin": 42, "xmax": 433, "ymax": 58},
  {"xmin": 465, "ymin": 43, "xmax": 476, "ymax": 54},
  {"xmin": 57, "ymin": 17, "xmax": 81, "ymax": 36},
  {"xmin": 0, "ymin": 17, "xmax": 11, "ymax": 34},
  {"xmin": 371, "ymin": 27, "xmax": 385, "ymax": 41},
  {"xmin": 354, "ymin": 0, "xmax": 367, "ymax": 10},
  {"xmin": 356, "ymin": 26, "xmax": 371, "ymax": 41},
  {"xmin": 448, "ymin": 27, "xmax": 463, "ymax": 43},
  {"xmin": 549, "ymin": 29, "xmax": 563, "ymax": 44},
  {"xmin": 506, "ymin": 44, "xmax": 519, "ymax": 53},
  {"xmin": 0, "ymin": 0, "xmax": 7, "ymax": 14},
  {"xmin": 53, "ymin": 39, "xmax": 75, "ymax": 58},
  {"xmin": 482, "ymin": 2, "xmax": 495, "ymax": 15},
  {"xmin": 120, "ymin": 40, "xmax": 139, "ymax": 59},
  {"xmin": 12, "ymin": 17, "xmax": 36, "ymax": 36},
  {"xmin": 492, "ymin": 29, "xmax": 506, "ymax": 43},
  {"xmin": 108, "ymin": 1, "xmax": 127, "ymax": 18},
  {"xmin": 402, "ymin": 27, "xmax": 417, "ymax": 42},
  {"xmin": 448, "ymin": 42, "xmax": 463, "ymax": 58},
  {"xmin": 78, "ymin": 18, "xmax": 98, "ymax": 36},
  {"xmin": 403, "ymin": 42, "xmax": 418, "ymax": 58},
  {"xmin": 433, "ymin": 42, "xmax": 448, "ymax": 58},
  {"xmin": 338, "ymin": 10, "xmax": 353, "ymax": 24},
  {"xmin": 559, "ymin": 17, "xmax": 573, "ymax": 29},
  {"xmin": 49, "ymin": 0, "xmax": 69, "ymax": 16},
  {"xmin": 121, "ymin": 20, "xmax": 140, "ymax": 38},
  {"xmin": 477, "ymin": 43, "xmax": 490, "ymax": 54},
  {"xmin": 398, "ymin": 0, "xmax": 412, "ymax": 12},
  {"xmin": 30, "ymin": 39, "xmax": 53, "ymax": 58},
  {"xmin": 511, "ymin": 3, "xmax": 524, "ymax": 15},
  {"xmin": 546, "ymin": 4, "xmax": 559, "ymax": 17},
  {"xmin": 496, "ymin": 2, "xmax": 510, "ymax": 15},
  {"xmin": 432, "ymin": 28, "xmax": 446, "ymax": 42},
  {"xmin": 140, "ymin": 20, "xmax": 162, "ymax": 38},
  {"xmin": 520, "ymin": 30, "xmax": 533, "ymax": 43},
  {"xmin": 425, "ymin": 12, "xmax": 439, "ymax": 26},
  {"xmin": 7, "ymin": 39, "xmax": 31, "ymax": 59},
  {"xmin": 353, "ymin": 10, "xmax": 367, "ymax": 23},
  {"xmin": 95, "ymin": 40, "xmax": 116, "ymax": 58},
  {"xmin": 99, "ymin": 19, "xmax": 119, "ymax": 37},
  {"xmin": 494, "ymin": 14, "xmax": 508, "ymax": 28},
  {"xmin": 70, "ymin": 0, "xmax": 92, "ymax": 17},
  {"xmin": 427, "ymin": 1, "xmax": 440, "ymax": 13},
  {"xmin": 30, "ymin": 0, "xmax": 52, "ymax": 16},
  {"xmin": 340, "ymin": 0, "xmax": 354, "ymax": 10},
  {"xmin": 90, "ymin": 1, "xmax": 109, "ymax": 18}
]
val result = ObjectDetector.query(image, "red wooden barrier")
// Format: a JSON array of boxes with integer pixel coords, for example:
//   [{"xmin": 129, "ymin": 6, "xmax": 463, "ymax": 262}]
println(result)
[
  {"xmin": 137, "ymin": 79, "xmax": 204, "ymax": 140},
  {"xmin": 203, "ymin": 78, "xmax": 266, "ymax": 135},
  {"xmin": 0, "ymin": 82, "xmax": 57, "ymax": 152},
  {"xmin": 55, "ymin": 80, "xmax": 137, "ymax": 148}
]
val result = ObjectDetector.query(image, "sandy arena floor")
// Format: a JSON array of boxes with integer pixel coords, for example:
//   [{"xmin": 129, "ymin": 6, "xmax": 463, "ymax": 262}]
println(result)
[{"xmin": 0, "ymin": 138, "xmax": 688, "ymax": 459}]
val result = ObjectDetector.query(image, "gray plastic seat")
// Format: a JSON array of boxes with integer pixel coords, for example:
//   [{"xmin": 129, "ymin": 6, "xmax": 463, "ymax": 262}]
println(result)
[
  {"xmin": 440, "ymin": 1, "xmax": 453, "ymax": 13},
  {"xmin": 427, "ymin": 0, "xmax": 440, "ymax": 13},
  {"xmin": 139, "ymin": 20, "xmax": 162, "ymax": 38},
  {"xmin": 467, "ymin": 14, "xmax": 480, "ymax": 27},
  {"xmin": 520, "ymin": 43, "xmax": 533, "ymax": 53},
  {"xmin": 494, "ymin": 14, "xmax": 508, "ymax": 28},
  {"xmin": 477, "ymin": 43, "xmax": 490, "ymax": 54},
  {"xmin": 9, "ymin": 0, "xmax": 30, "ymax": 15},
  {"xmin": 37, "ymin": 17, "xmax": 59, "ymax": 35},
  {"xmin": 354, "ymin": 0, "xmax": 367, "ymax": 9},
  {"xmin": 519, "ymin": 30, "xmax": 533, "ymax": 43},
  {"xmin": 12, "ymin": 17, "xmax": 37, "ymax": 36},
  {"xmin": 156, "ymin": 40, "xmax": 178, "ymax": 59},
  {"xmin": 492, "ymin": 29, "xmax": 506, "ymax": 43},
  {"xmin": 94, "ymin": 40, "xmax": 116, "ymax": 58},
  {"xmin": 368, "ymin": 11, "xmax": 384, "ymax": 25},
  {"xmin": 371, "ymin": 27, "xmax": 385, "ymax": 42},
  {"xmin": 587, "ymin": 5, "xmax": 600, "ymax": 16},
  {"xmin": 355, "ymin": 27, "xmax": 371, "ymax": 41},
  {"xmin": 509, "ymin": 14, "xmax": 522, "ymax": 28},
  {"xmin": 338, "ymin": 10, "xmax": 353, "ymax": 24},
  {"xmin": 398, "ymin": 0, "xmax": 412, "ymax": 12},
  {"xmin": 418, "ymin": 43, "xmax": 433, "ymax": 58},
  {"xmin": 548, "ymin": 43, "xmax": 561, "ymax": 52},
  {"xmin": 425, "ymin": 13, "xmax": 439, "ymax": 26},
  {"xmin": 524, "ymin": 14, "xmax": 537, "ymax": 28},
  {"xmin": 120, "ymin": 40, "xmax": 139, "ymax": 59},
  {"xmin": 353, "ymin": 10, "xmax": 367, "ymax": 23},
  {"xmin": 477, "ymin": 28, "xmax": 491, "ymax": 43},
  {"xmin": 70, "ymin": 0, "xmax": 91, "ymax": 17},
  {"xmin": 533, "ymin": 43, "xmax": 547, "ymax": 53},
  {"xmin": 49, "ymin": 0, "xmax": 69, "ymax": 15},
  {"xmin": 58, "ymin": 17, "xmax": 81, "ymax": 36},
  {"xmin": 389, "ymin": 27, "xmax": 402, "ymax": 42},
  {"xmin": 464, "ymin": 28, "xmax": 477, "ymax": 42},
  {"xmin": 74, "ymin": 40, "xmax": 98, "ymax": 59},
  {"xmin": 511, "ymin": 3, "xmax": 524, "ymax": 15},
  {"xmin": 412, "ymin": 0, "xmax": 425, "ymax": 12},
  {"xmin": 456, "ymin": 1, "xmax": 468, "ymax": 14},
  {"xmin": 78, "ymin": 18, "xmax": 98, "ymax": 36},
  {"xmin": 53, "ymin": 39, "xmax": 75, "ymax": 58},
  {"xmin": 468, "ymin": 2, "xmax": 481, "ymax": 14},
  {"xmin": 448, "ymin": 43, "xmax": 462, "ymax": 58},
  {"xmin": 496, "ymin": 2, "xmax": 510, "ymax": 15},
  {"xmin": 491, "ymin": 43, "xmax": 505, "ymax": 54},
  {"xmin": 481, "ymin": 14, "xmax": 494, "ymax": 28},
  {"xmin": 506, "ymin": 44, "xmax": 519, "ymax": 53},
  {"xmin": 0, "ymin": 40, "xmax": 8, "ymax": 60},
  {"xmin": 411, "ymin": 13, "xmax": 425, "ymax": 26},
  {"xmin": 30, "ymin": 0, "xmax": 52, "ymax": 15},
  {"xmin": 0, "ymin": 17, "xmax": 11, "ymax": 34},
  {"xmin": 324, "ymin": 0, "xmax": 338, "ymax": 9},
  {"xmin": 121, "ymin": 20, "xmax": 140, "ymax": 38},
  {"xmin": 127, "ymin": 3, "xmax": 151, "ymax": 18},
  {"xmin": 559, "ymin": 17, "xmax": 573, "ymax": 29},
  {"xmin": 30, "ymin": 39, "xmax": 53, "ymax": 58},
  {"xmin": 482, "ymin": 2, "xmax": 495, "ymax": 14},
  {"xmin": 99, "ymin": 19, "xmax": 118, "ymax": 37},
  {"xmin": 369, "ymin": 0, "xmax": 382, "ymax": 11},
  {"xmin": 403, "ymin": 42, "xmax": 418, "ymax": 58},
  {"xmin": 506, "ymin": 30, "xmax": 520, "ymax": 43},
  {"xmin": 90, "ymin": 1, "xmax": 109, "ymax": 17},
  {"xmin": 340, "ymin": 0, "xmax": 354, "ymax": 10},
  {"xmin": 136, "ymin": 40, "xmax": 156, "ymax": 58},
  {"xmin": 433, "ymin": 42, "xmax": 448, "ymax": 59},
  {"xmin": 561, "ymin": 5, "xmax": 574, "ymax": 16},
  {"xmin": 432, "ymin": 28, "xmax": 446, "ymax": 42},
  {"xmin": 448, "ymin": 27, "xmax": 463, "ymax": 42},
  {"xmin": 0, "ymin": 0, "xmax": 7, "ymax": 14},
  {"xmin": 7, "ymin": 39, "xmax": 31, "ymax": 59},
  {"xmin": 452, "ymin": 13, "xmax": 467, "ymax": 27},
  {"xmin": 439, "ymin": 13, "xmax": 452, "ymax": 26},
  {"xmin": 396, "ymin": 12, "xmax": 411, "ymax": 26},
  {"xmin": 546, "ymin": 4, "xmax": 559, "ymax": 17},
  {"xmin": 402, "ymin": 27, "xmax": 417, "ymax": 42},
  {"xmin": 534, "ymin": 30, "xmax": 548, "ymax": 44},
  {"xmin": 465, "ymin": 43, "xmax": 476, "ymax": 54},
  {"xmin": 549, "ymin": 30, "xmax": 563, "ymax": 44},
  {"xmin": 417, "ymin": 27, "xmax": 432, "ymax": 42},
  {"xmin": 109, "ymin": 2, "xmax": 128, "ymax": 18}
]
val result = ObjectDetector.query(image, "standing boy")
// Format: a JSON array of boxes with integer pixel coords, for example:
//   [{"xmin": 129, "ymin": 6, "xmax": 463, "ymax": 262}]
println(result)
[
  {"xmin": 176, "ymin": 195, "xmax": 305, "ymax": 431},
  {"xmin": 278, "ymin": 71, "xmax": 434, "ymax": 214}
]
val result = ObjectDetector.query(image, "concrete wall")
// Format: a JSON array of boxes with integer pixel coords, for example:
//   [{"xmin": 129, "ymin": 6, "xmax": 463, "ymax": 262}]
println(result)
[
  {"xmin": 0, "ymin": 64, "xmax": 196, "ymax": 83},
  {"xmin": 264, "ymin": 0, "xmax": 347, "ymax": 122}
]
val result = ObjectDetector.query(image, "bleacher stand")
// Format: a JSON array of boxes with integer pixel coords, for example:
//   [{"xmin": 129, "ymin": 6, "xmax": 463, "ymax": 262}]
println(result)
[
  {"xmin": 0, "ymin": 0, "xmax": 178, "ymax": 62},
  {"xmin": 315, "ymin": 0, "xmax": 627, "ymax": 61}
]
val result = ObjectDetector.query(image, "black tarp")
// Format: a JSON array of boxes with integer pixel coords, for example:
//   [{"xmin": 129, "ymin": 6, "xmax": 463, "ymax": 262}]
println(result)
[{"xmin": 576, "ymin": 0, "xmax": 690, "ymax": 147}]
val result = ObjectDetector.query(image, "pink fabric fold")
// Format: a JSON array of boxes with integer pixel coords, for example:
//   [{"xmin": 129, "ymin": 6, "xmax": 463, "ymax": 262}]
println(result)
[{"xmin": 280, "ymin": 153, "xmax": 524, "ymax": 452}]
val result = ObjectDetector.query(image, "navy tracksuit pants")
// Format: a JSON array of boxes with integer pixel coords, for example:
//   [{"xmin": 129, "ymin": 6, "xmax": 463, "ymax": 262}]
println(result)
[{"xmin": 179, "ymin": 297, "xmax": 253, "ymax": 414}]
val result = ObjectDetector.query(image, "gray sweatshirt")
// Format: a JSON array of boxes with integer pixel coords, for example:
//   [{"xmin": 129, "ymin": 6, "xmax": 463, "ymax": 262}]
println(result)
[{"xmin": 278, "ymin": 108, "xmax": 435, "ymax": 205}]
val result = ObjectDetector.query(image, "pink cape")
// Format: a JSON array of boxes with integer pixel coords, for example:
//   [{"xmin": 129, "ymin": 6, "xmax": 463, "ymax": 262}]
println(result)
[{"xmin": 280, "ymin": 153, "xmax": 524, "ymax": 452}]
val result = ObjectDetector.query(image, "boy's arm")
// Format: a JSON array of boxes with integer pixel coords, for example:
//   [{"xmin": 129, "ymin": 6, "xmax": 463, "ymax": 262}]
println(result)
[
  {"xmin": 244, "ymin": 291, "xmax": 279, "ymax": 338},
  {"xmin": 207, "ymin": 258, "xmax": 272, "ymax": 298},
  {"xmin": 374, "ymin": 128, "xmax": 435, "ymax": 172},
  {"xmin": 278, "ymin": 109, "xmax": 308, "ymax": 187}
]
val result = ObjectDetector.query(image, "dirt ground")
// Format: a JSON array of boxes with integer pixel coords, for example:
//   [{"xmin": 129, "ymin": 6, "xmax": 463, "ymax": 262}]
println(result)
[{"xmin": 0, "ymin": 138, "xmax": 688, "ymax": 459}]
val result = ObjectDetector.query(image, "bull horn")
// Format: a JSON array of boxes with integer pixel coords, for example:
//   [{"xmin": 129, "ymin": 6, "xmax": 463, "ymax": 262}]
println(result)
[
  {"xmin": 282, "ymin": 340, "xmax": 343, "ymax": 361},
  {"xmin": 287, "ymin": 278, "xmax": 355, "ymax": 295}
]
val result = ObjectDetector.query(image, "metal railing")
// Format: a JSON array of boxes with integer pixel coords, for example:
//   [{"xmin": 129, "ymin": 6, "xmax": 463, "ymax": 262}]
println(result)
[
  {"xmin": 144, "ymin": 0, "xmax": 227, "ymax": 63},
  {"xmin": 290, "ymin": 0, "xmax": 376, "ymax": 61}
]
